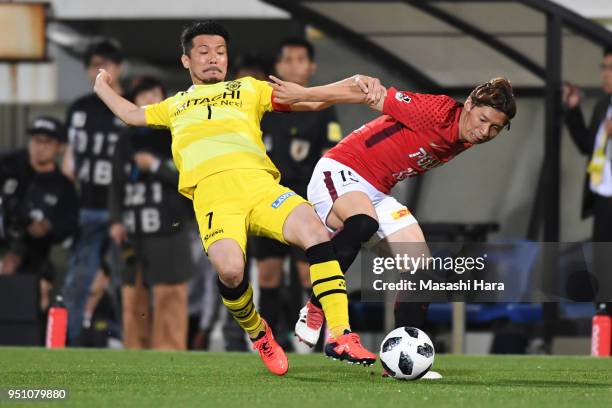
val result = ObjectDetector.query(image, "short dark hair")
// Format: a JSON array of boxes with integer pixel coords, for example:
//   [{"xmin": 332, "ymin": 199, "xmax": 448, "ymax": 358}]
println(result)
[
  {"xmin": 181, "ymin": 21, "xmax": 230, "ymax": 55},
  {"xmin": 83, "ymin": 40, "xmax": 123, "ymax": 67},
  {"xmin": 276, "ymin": 37, "xmax": 315, "ymax": 62},
  {"xmin": 128, "ymin": 76, "xmax": 167, "ymax": 103},
  {"xmin": 470, "ymin": 77, "xmax": 517, "ymax": 127},
  {"xmin": 604, "ymin": 46, "xmax": 612, "ymax": 57}
]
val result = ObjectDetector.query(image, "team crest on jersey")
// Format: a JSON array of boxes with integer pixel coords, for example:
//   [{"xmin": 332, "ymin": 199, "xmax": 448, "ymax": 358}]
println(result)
[
  {"xmin": 290, "ymin": 139, "xmax": 310, "ymax": 162},
  {"xmin": 395, "ymin": 92, "xmax": 411, "ymax": 104},
  {"xmin": 225, "ymin": 81, "xmax": 241, "ymax": 91}
]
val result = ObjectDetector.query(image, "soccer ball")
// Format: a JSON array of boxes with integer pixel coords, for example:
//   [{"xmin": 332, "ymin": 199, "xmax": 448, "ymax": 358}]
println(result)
[{"xmin": 379, "ymin": 327, "xmax": 435, "ymax": 380}]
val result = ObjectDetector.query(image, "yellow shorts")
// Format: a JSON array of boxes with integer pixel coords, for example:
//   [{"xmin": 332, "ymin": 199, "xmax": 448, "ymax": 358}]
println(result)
[{"xmin": 193, "ymin": 169, "xmax": 309, "ymax": 254}]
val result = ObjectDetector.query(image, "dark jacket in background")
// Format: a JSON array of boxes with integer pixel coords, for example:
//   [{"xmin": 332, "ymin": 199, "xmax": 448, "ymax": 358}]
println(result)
[
  {"xmin": 109, "ymin": 128, "xmax": 191, "ymax": 237},
  {"xmin": 66, "ymin": 93, "xmax": 124, "ymax": 210},
  {"xmin": 0, "ymin": 149, "xmax": 79, "ymax": 279},
  {"xmin": 564, "ymin": 95, "xmax": 612, "ymax": 219}
]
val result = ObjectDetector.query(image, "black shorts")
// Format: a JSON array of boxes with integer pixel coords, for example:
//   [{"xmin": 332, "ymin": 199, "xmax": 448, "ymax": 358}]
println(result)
[
  {"xmin": 250, "ymin": 236, "xmax": 307, "ymax": 262},
  {"xmin": 122, "ymin": 226, "xmax": 193, "ymax": 286}
]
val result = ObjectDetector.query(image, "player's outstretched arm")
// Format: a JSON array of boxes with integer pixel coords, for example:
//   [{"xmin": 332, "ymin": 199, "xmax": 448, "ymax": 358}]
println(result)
[
  {"xmin": 93, "ymin": 69, "xmax": 146, "ymax": 127},
  {"xmin": 270, "ymin": 75, "xmax": 386, "ymax": 112}
]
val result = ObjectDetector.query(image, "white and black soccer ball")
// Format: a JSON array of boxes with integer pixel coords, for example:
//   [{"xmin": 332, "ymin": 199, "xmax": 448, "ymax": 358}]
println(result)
[{"xmin": 379, "ymin": 327, "xmax": 435, "ymax": 380}]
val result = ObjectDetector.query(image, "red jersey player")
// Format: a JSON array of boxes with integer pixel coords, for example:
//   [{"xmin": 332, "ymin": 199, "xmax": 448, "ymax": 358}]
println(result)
[{"xmin": 270, "ymin": 76, "xmax": 516, "ymax": 365}]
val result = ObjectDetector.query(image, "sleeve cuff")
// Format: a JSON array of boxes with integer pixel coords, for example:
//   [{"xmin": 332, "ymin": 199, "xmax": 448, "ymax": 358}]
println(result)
[{"xmin": 271, "ymin": 91, "xmax": 292, "ymax": 112}]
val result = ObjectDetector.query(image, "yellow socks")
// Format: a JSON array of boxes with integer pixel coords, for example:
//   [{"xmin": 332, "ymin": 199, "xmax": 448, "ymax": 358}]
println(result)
[
  {"xmin": 306, "ymin": 242, "xmax": 350, "ymax": 337},
  {"xmin": 217, "ymin": 277, "xmax": 265, "ymax": 339}
]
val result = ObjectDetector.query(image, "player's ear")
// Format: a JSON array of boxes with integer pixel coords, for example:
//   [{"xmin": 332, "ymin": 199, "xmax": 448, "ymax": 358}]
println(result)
[
  {"xmin": 464, "ymin": 97, "xmax": 473, "ymax": 111},
  {"xmin": 181, "ymin": 54, "xmax": 190, "ymax": 70}
]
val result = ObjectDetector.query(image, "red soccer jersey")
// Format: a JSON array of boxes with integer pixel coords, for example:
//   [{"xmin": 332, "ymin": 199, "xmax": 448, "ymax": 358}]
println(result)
[{"xmin": 325, "ymin": 87, "xmax": 472, "ymax": 194}]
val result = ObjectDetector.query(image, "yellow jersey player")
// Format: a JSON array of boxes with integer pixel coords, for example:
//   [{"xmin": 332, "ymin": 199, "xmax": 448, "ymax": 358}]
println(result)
[{"xmin": 93, "ymin": 21, "xmax": 385, "ymax": 375}]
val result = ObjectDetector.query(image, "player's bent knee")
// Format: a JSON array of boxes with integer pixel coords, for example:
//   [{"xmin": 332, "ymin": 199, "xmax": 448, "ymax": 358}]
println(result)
[
  {"xmin": 215, "ymin": 263, "xmax": 244, "ymax": 288},
  {"xmin": 344, "ymin": 214, "xmax": 379, "ymax": 242},
  {"xmin": 207, "ymin": 239, "xmax": 246, "ymax": 287},
  {"xmin": 210, "ymin": 256, "xmax": 245, "ymax": 288}
]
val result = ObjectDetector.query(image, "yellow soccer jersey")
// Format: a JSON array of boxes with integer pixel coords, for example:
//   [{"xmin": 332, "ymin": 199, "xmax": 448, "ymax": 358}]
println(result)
[{"xmin": 144, "ymin": 76, "xmax": 289, "ymax": 199}]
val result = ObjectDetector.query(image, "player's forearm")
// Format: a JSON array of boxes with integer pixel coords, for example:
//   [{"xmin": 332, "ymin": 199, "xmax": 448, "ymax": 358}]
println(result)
[
  {"xmin": 94, "ymin": 82, "xmax": 145, "ymax": 126},
  {"xmin": 290, "ymin": 101, "xmax": 334, "ymax": 112},
  {"xmin": 303, "ymin": 80, "xmax": 366, "ymax": 105}
]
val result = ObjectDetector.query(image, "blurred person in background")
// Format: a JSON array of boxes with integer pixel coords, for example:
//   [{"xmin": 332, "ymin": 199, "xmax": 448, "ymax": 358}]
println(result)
[
  {"xmin": 233, "ymin": 53, "xmax": 269, "ymax": 81},
  {"xmin": 0, "ymin": 116, "xmax": 78, "ymax": 336},
  {"xmin": 78, "ymin": 256, "xmax": 122, "ymax": 348},
  {"xmin": 61, "ymin": 40, "xmax": 126, "ymax": 344},
  {"xmin": 253, "ymin": 38, "xmax": 342, "ymax": 350},
  {"xmin": 563, "ymin": 46, "xmax": 612, "ymax": 312},
  {"xmin": 109, "ymin": 76, "xmax": 193, "ymax": 350}
]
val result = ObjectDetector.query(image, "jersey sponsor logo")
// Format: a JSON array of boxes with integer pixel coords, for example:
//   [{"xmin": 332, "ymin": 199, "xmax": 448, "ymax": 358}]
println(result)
[
  {"xmin": 391, "ymin": 207, "xmax": 411, "ymax": 220},
  {"xmin": 392, "ymin": 167, "xmax": 419, "ymax": 181},
  {"xmin": 204, "ymin": 228, "xmax": 224, "ymax": 241},
  {"xmin": 409, "ymin": 147, "xmax": 442, "ymax": 170},
  {"xmin": 395, "ymin": 92, "xmax": 411, "ymax": 104},
  {"xmin": 271, "ymin": 191, "xmax": 296, "ymax": 208},
  {"xmin": 172, "ymin": 90, "xmax": 242, "ymax": 118},
  {"xmin": 290, "ymin": 139, "xmax": 311, "ymax": 162},
  {"xmin": 3, "ymin": 178, "xmax": 18, "ymax": 195}
]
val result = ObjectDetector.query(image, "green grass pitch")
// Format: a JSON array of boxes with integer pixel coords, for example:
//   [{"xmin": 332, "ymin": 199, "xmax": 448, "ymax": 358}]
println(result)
[{"xmin": 1, "ymin": 347, "xmax": 611, "ymax": 407}]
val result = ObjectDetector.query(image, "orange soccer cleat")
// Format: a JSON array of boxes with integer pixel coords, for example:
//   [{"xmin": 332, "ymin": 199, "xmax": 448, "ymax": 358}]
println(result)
[
  {"xmin": 325, "ymin": 330, "xmax": 377, "ymax": 366},
  {"xmin": 252, "ymin": 320, "xmax": 289, "ymax": 376}
]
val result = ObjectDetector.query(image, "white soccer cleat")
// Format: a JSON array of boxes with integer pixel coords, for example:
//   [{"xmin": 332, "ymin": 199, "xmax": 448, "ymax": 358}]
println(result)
[{"xmin": 294, "ymin": 299, "xmax": 325, "ymax": 348}]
